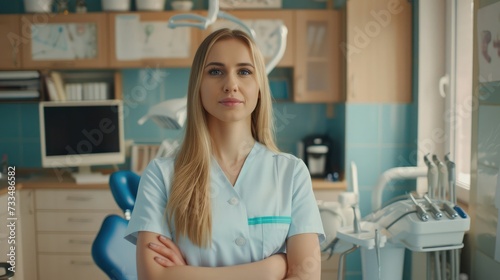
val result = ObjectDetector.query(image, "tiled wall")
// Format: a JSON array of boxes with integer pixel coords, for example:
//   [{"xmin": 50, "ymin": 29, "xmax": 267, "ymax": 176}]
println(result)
[{"xmin": 0, "ymin": 68, "xmax": 335, "ymax": 168}]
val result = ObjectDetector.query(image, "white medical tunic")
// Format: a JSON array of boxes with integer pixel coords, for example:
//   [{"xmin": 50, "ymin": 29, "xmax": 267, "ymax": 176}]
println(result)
[{"xmin": 125, "ymin": 142, "xmax": 325, "ymax": 267}]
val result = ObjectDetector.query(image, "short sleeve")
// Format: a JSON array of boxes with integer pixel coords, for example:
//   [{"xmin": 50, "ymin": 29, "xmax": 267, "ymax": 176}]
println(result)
[
  {"xmin": 287, "ymin": 159, "xmax": 326, "ymax": 244},
  {"xmin": 124, "ymin": 158, "xmax": 173, "ymax": 245}
]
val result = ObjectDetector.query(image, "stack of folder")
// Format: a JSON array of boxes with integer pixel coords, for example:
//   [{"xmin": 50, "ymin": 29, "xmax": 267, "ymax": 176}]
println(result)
[{"xmin": 0, "ymin": 71, "xmax": 41, "ymax": 100}]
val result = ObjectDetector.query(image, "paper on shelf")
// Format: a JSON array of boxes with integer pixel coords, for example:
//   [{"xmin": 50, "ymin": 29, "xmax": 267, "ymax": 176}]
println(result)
[{"xmin": 116, "ymin": 15, "xmax": 142, "ymax": 61}]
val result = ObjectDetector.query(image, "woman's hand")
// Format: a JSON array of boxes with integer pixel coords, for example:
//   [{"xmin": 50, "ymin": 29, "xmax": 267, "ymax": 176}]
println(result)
[{"xmin": 147, "ymin": 235, "xmax": 187, "ymax": 267}]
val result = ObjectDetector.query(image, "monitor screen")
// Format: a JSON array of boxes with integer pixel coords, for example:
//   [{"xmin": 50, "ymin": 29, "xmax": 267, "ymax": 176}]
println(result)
[{"xmin": 39, "ymin": 100, "xmax": 125, "ymax": 169}]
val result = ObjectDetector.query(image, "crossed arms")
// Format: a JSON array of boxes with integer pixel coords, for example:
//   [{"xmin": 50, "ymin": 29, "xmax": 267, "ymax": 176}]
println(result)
[{"xmin": 136, "ymin": 231, "xmax": 321, "ymax": 280}]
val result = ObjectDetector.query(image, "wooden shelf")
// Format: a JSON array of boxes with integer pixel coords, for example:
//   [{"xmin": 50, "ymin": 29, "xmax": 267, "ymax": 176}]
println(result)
[{"xmin": 312, "ymin": 179, "xmax": 346, "ymax": 190}]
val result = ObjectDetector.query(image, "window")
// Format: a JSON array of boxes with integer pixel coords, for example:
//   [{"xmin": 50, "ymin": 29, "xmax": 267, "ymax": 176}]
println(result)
[{"xmin": 445, "ymin": 0, "xmax": 473, "ymax": 203}]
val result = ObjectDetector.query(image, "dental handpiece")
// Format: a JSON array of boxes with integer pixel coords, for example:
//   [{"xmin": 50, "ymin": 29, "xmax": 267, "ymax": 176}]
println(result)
[
  {"xmin": 409, "ymin": 193, "xmax": 429, "ymax": 222},
  {"xmin": 423, "ymin": 194, "xmax": 443, "ymax": 219},
  {"xmin": 424, "ymin": 154, "xmax": 438, "ymax": 198},
  {"xmin": 432, "ymin": 155, "xmax": 449, "ymax": 200},
  {"xmin": 443, "ymin": 202, "xmax": 459, "ymax": 219}
]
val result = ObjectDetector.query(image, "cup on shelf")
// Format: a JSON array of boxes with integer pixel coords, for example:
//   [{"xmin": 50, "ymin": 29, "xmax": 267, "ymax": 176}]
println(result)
[
  {"xmin": 102, "ymin": 0, "xmax": 131, "ymax": 11},
  {"xmin": 136, "ymin": 0, "xmax": 165, "ymax": 11},
  {"xmin": 24, "ymin": 0, "xmax": 54, "ymax": 13},
  {"xmin": 171, "ymin": 0, "xmax": 193, "ymax": 11}
]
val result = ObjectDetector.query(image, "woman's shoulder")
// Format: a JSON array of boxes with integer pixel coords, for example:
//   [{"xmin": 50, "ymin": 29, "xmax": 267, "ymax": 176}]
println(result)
[
  {"xmin": 144, "ymin": 155, "xmax": 176, "ymax": 175},
  {"xmin": 256, "ymin": 142, "xmax": 303, "ymax": 165}
]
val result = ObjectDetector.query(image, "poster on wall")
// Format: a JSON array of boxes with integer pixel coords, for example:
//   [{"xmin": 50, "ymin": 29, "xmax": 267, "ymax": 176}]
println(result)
[{"xmin": 477, "ymin": 1, "xmax": 500, "ymax": 82}]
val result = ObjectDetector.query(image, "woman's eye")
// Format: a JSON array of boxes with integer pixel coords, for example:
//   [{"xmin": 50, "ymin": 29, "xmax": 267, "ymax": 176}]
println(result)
[
  {"xmin": 208, "ymin": 69, "xmax": 223, "ymax": 75},
  {"xmin": 239, "ymin": 69, "xmax": 252, "ymax": 75}
]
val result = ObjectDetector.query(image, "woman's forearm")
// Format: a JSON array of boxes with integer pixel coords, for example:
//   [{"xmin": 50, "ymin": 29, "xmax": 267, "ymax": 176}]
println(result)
[
  {"xmin": 138, "ymin": 231, "xmax": 287, "ymax": 280},
  {"xmin": 144, "ymin": 254, "xmax": 287, "ymax": 280}
]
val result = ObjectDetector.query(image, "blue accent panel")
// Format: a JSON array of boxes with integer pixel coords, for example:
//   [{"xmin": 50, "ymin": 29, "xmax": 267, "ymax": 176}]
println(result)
[
  {"xmin": 379, "ymin": 146, "xmax": 414, "ymax": 171},
  {"xmin": 346, "ymin": 104, "xmax": 380, "ymax": 145},
  {"xmin": 0, "ymin": 140, "xmax": 22, "ymax": 166},
  {"xmin": 380, "ymin": 104, "xmax": 412, "ymax": 145},
  {"xmin": 345, "ymin": 250, "xmax": 362, "ymax": 276},
  {"xmin": 345, "ymin": 146, "xmax": 381, "ymax": 188},
  {"xmin": 248, "ymin": 216, "xmax": 291, "ymax": 225},
  {"xmin": 121, "ymin": 68, "xmax": 189, "ymax": 142},
  {"xmin": 21, "ymin": 139, "xmax": 41, "ymax": 167},
  {"xmin": 327, "ymin": 103, "xmax": 346, "ymax": 172},
  {"xmin": 0, "ymin": 104, "xmax": 21, "ymax": 140},
  {"xmin": 20, "ymin": 103, "xmax": 40, "ymax": 139},
  {"xmin": 274, "ymin": 103, "xmax": 327, "ymax": 155}
]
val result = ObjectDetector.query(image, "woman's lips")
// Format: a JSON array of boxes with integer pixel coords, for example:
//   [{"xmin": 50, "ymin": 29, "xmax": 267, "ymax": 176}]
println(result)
[{"xmin": 219, "ymin": 98, "xmax": 243, "ymax": 106}]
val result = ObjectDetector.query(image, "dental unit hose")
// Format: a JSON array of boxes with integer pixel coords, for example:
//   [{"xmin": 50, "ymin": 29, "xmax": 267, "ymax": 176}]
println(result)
[
  {"xmin": 375, "ymin": 229, "xmax": 381, "ymax": 280},
  {"xmin": 337, "ymin": 245, "xmax": 359, "ymax": 280}
]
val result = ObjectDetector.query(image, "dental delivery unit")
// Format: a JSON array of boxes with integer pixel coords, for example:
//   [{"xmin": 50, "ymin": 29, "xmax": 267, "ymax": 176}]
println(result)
[{"xmin": 326, "ymin": 155, "xmax": 470, "ymax": 280}]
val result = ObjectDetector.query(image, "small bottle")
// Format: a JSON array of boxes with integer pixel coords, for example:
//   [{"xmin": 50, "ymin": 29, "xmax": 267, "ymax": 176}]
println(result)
[
  {"xmin": 57, "ymin": 0, "xmax": 69, "ymax": 14},
  {"xmin": 76, "ymin": 0, "xmax": 87, "ymax": 13}
]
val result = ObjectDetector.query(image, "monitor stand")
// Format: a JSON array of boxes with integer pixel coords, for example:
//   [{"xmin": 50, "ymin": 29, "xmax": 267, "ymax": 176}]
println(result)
[{"xmin": 72, "ymin": 166, "xmax": 110, "ymax": 184}]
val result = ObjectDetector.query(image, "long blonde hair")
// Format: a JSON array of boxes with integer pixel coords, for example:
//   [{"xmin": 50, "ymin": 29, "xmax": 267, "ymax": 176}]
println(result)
[{"xmin": 167, "ymin": 28, "xmax": 279, "ymax": 247}]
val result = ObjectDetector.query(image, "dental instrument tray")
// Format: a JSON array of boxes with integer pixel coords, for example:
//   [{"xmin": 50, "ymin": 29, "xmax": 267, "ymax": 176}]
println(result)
[{"xmin": 337, "ymin": 197, "xmax": 470, "ymax": 252}]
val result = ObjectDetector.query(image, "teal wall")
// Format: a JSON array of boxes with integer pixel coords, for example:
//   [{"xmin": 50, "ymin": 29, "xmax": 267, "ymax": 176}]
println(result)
[{"xmin": 0, "ymin": 1, "xmax": 418, "ymax": 280}]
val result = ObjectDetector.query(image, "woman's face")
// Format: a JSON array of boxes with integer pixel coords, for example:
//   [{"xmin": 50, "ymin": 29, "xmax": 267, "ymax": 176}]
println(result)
[{"xmin": 200, "ymin": 38, "xmax": 260, "ymax": 125}]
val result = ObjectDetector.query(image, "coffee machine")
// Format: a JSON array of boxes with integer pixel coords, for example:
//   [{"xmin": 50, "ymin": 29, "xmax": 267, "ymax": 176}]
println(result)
[{"xmin": 300, "ymin": 134, "xmax": 333, "ymax": 178}]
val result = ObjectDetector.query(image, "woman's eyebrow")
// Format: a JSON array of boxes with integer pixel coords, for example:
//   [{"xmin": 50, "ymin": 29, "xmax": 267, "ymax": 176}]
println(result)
[
  {"xmin": 204, "ymin": 62, "xmax": 255, "ymax": 68},
  {"xmin": 205, "ymin": 62, "xmax": 224, "ymax": 68}
]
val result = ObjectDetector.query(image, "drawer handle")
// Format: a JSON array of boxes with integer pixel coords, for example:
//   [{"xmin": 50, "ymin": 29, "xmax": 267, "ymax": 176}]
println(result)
[
  {"xmin": 69, "ymin": 239, "xmax": 92, "ymax": 245},
  {"xmin": 66, "ymin": 195, "xmax": 92, "ymax": 201},
  {"xmin": 67, "ymin": 217, "xmax": 93, "ymax": 223},
  {"xmin": 70, "ymin": 260, "xmax": 94, "ymax": 266}
]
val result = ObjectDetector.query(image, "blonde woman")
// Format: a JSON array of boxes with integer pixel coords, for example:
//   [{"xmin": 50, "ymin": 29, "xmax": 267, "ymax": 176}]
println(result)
[{"xmin": 125, "ymin": 28, "xmax": 325, "ymax": 280}]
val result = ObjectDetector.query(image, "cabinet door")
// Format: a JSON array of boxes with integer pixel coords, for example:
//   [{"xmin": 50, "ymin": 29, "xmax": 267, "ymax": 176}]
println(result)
[
  {"xmin": 108, "ymin": 12, "xmax": 200, "ymax": 68},
  {"xmin": 0, "ymin": 15, "xmax": 22, "ymax": 69},
  {"xmin": 201, "ymin": 10, "xmax": 294, "ymax": 67},
  {"xmin": 294, "ymin": 10, "xmax": 341, "ymax": 103},
  {"xmin": 21, "ymin": 13, "xmax": 108, "ymax": 69},
  {"xmin": 346, "ymin": 0, "xmax": 412, "ymax": 103}
]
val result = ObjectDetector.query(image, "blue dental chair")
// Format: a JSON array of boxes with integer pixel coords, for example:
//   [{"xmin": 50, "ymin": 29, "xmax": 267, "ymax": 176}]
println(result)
[{"xmin": 92, "ymin": 171, "xmax": 140, "ymax": 280}]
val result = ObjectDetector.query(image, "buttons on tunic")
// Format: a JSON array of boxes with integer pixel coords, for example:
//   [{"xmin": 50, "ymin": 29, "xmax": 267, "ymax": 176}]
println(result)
[
  {"xmin": 235, "ymin": 237, "xmax": 246, "ymax": 246},
  {"xmin": 228, "ymin": 197, "xmax": 239, "ymax": 205}
]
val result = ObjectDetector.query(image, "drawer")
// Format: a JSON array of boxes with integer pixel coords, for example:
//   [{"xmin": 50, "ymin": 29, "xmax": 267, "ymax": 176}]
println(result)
[
  {"xmin": 37, "ymin": 233, "xmax": 95, "ymax": 253},
  {"xmin": 36, "ymin": 211, "xmax": 114, "ymax": 232},
  {"xmin": 38, "ymin": 254, "xmax": 108, "ymax": 280},
  {"xmin": 35, "ymin": 189, "xmax": 120, "ymax": 211}
]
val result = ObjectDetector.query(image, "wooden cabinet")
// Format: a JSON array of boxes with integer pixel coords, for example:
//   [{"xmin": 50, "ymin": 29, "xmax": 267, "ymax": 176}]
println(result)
[
  {"xmin": 108, "ymin": 12, "xmax": 200, "ymax": 68},
  {"xmin": 346, "ymin": 0, "xmax": 412, "ymax": 103},
  {"xmin": 293, "ymin": 10, "xmax": 342, "ymax": 103},
  {"xmin": 33, "ymin": 189, "xmax": 121, "ymax": 280},
  {"xmin": 0, "ymin": 15, "xmax": 22, "ymax": 69},
  {"xmin": 201, "ymin": 10, "xmax": 294, "ymax": 67},
  {"xmin": 0, "ymin": 189, "xmax": 34, "ymax": 280},
  {"xmin": 20, "ymin": 13, "xmax": 109, "ymax": 69}
]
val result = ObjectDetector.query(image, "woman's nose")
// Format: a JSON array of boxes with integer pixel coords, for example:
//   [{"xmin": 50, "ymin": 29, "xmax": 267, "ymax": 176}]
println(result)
[{"xmin": 223, "ymin": 75, "xmax": 238, "ymax": 93}]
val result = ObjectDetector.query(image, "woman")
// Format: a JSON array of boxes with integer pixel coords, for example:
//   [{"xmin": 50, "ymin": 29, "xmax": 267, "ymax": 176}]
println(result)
[{"xmin": 125, "ymin": 28, "xmax": 325, "ymax": 280}]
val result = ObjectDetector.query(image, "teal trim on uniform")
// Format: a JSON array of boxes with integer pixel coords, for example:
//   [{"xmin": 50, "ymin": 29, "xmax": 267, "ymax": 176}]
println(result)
[{"xmin": 248, "ymin": 216, "xmax": 292, "ymax": 225}]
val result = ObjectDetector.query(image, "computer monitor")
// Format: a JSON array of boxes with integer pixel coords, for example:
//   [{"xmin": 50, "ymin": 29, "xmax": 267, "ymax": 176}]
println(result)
[{"xmin": 39, "ymin": 100, "xmax": 125, "ymax": 183}]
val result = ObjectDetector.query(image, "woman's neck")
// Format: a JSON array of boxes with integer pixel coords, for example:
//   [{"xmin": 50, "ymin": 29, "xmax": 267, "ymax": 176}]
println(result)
[{"xmin": 209, "ymin": 121, "xmax": 255, "ymax": 163}]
